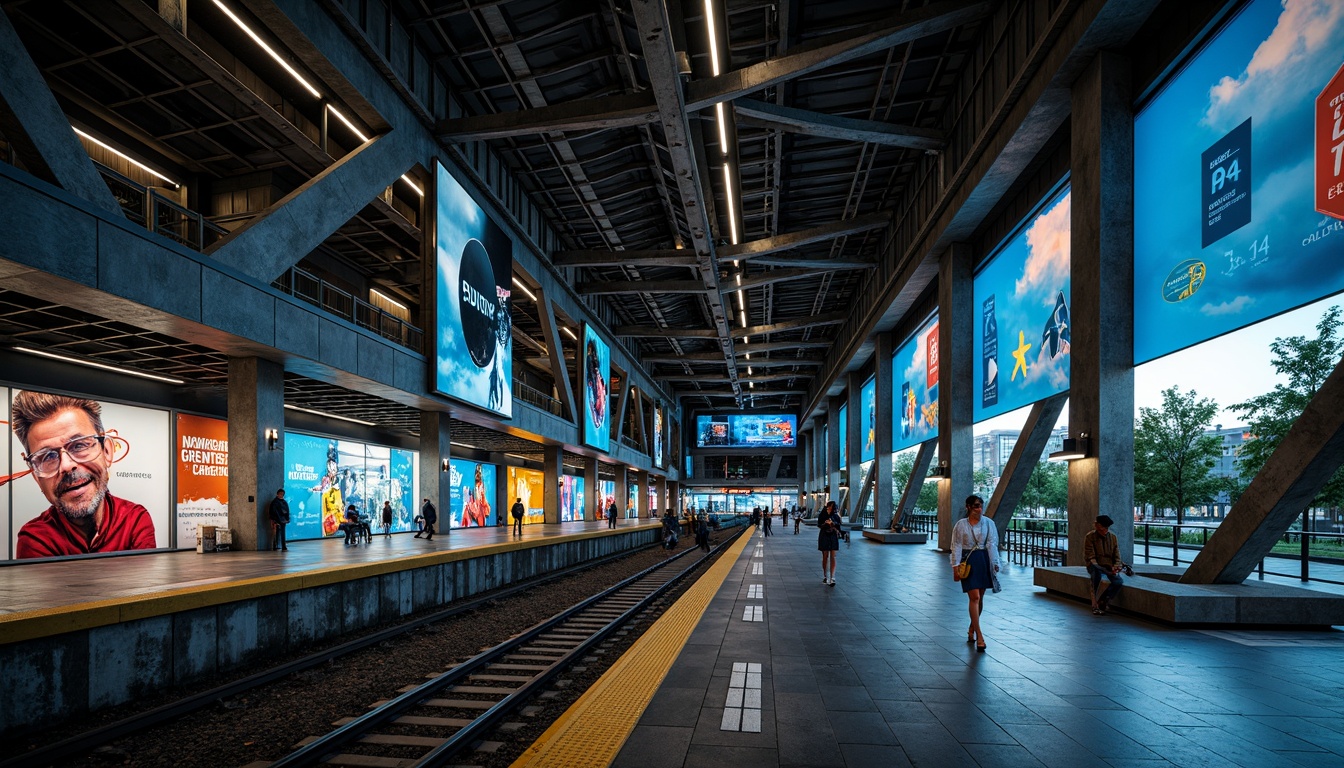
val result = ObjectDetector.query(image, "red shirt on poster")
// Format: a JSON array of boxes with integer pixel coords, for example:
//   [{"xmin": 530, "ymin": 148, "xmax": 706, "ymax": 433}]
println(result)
[{"xmin": 16, "ymin": 494, "xmax": 156, "ymax": 559}]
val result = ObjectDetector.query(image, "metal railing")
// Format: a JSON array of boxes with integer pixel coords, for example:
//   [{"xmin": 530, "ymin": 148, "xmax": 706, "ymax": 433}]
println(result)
[
  {"xmin": 272, "ymin": 268, "xmax": 423, "ymax": 352},
  {"xmin": 513, "ymin": 381, "xmax": 562, "ymax": 416},
  {"xmin": 97, "ymin": 163, "xmax": 228, "ymax": 252}
]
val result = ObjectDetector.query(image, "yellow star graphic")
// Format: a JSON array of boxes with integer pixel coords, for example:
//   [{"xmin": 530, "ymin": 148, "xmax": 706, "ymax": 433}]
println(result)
[{"xmin": 1010, "ymin": 330, "xmax": 1031, "ymax": 381}]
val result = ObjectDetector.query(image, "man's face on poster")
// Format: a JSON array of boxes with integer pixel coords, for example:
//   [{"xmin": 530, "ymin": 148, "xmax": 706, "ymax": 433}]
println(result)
[{"xmin": 24, "ymin": 408, "xmax": 112, "ymax": 521}]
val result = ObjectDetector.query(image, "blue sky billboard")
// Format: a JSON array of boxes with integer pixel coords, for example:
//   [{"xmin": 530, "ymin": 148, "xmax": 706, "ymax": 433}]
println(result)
[
  {"xmin": 859, "ymin": 376, "xmax": 876, "ymax": 464},
  {"xmin": 283, "ymin": 433, "xmax": 417, "ymax": 539},
  {"xmin": 435, "ymin": 163, "xmax": 513, "ymax": 418},
  {"xmin": 892, "ymin": 316, "xmax": 940, "ymax": 454},
  {"xmin": 694, "ymin": 414, "xmax": 797, "ymax": 448},
  {"xmin": 973, "ymin": 187, "xmax": 1072, "ymax": 422},
  {"xmin": 1134, "ymin": 0, "xmax": 1344, "ymax": 363},
  {"xmin": 449, "ymin": 458, "xmax": 496, "ymax": 528},
  {"xmin": 560, "ymin": 475, "xmax": 585, "ymax": 522},
  {"xmin": 838, "ymin": 404, "xmax": 848, "ymax": 468},
  {"xmin": 653, "ymin": 406, "xmax": 663, "ymax": 468},
  {"xmin": 582, "ymin": 324, "xmax": 611, "ymax": 451}
]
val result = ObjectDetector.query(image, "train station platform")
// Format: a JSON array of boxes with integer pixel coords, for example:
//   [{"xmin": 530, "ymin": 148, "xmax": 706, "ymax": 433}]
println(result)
[
  {"xmin": 0, "ymin": 520, "xmax": 658, "ymax": 738},
  {"xmin": 519, "ymin": 526, "xmax": 1344, "ymax": 768}
]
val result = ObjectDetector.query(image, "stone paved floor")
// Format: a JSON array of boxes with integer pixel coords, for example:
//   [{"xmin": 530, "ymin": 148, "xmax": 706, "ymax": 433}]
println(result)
[{"xmin": 613, "ymin": 527, "xmax": 1344, "ymax": 768}]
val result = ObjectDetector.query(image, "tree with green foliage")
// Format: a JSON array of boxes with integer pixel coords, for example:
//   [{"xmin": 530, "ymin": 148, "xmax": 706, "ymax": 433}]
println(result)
[
  {"xmin": 1017, "ymin": 459, "xmax": 1068, "ymax": 517},
  {"xmin": 1231, "ymin": 306, "xmax": 1344, "ymax": 510},
  {"xmin": 891, "ymin": 451, "xmax": 939, "ymax": 520},
  {"xmin": 1134, "ymin": 385, "xmax": 1223, "ymax": 525},
  {"xmin": 973, "ymin": 466, "xmax": 996, "ymax": 499}
]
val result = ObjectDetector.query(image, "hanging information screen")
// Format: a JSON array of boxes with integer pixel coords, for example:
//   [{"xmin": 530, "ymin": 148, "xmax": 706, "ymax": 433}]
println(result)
[{"xmin": 891, "ymin": 316, "xmax": 940, "ymax": 454}]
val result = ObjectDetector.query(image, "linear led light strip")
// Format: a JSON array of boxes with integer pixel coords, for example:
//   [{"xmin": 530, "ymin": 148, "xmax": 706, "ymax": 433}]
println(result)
[
  {"xmin": 283, "ymin": 403, "xmax": 376, "ymax": 426},
  {"xmin": 14, "ymin": 347, "xmax": 185, "ymax": 384},
  {"xmin": 212, "ymin": 0, "xmax": 422, "ymax": 197},
  {"xmin": 72, "ymin": 127, "xmax": 180, "ymax": 189}
]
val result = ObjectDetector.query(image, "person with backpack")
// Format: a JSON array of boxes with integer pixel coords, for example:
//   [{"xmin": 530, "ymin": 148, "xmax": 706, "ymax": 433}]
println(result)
[
  {"xmin": 420, "ymin": 498, "xmax": 437, "ymax": 541},
  {"xmin": 511, "ymin": 497, "xmax": 525, "ymax": 536}
]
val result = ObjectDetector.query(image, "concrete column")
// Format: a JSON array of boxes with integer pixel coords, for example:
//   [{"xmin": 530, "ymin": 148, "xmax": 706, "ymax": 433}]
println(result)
[
  {"xmin": 226, "ymin": 357, "xmax": 284, "ymax": 551},
  {"xmin": 846, "ymin": 372, "xmax": 862, "ymax": 520},
  {"xmin": 874, "ymin": 332, "xmax": 895, "ymax": 528},
  {"xmin": 584, "ymin": 457, "xmax": 599, "ymax": 521},
  {"xmin": 798, "ymin": 432, "xmax": 808, "ymax": 509},
  {"xmin": 419, "ymin": 411, "xmax": 451, "ymax": 534},
  {"xmin": 1067, "ymin": 52, "xmax": 1135, "ymax": 566},
  {"xmin": 669, "ymin": 480, "xmax": 680, "ymax": 514},
  {"xmin": 614, "ymin": 463, "xmax": 628, "ymax": 517},
  {"xmin": 490, "ymin": 452, "xmax": 508, "ymax": 527},
  {"xmin": 636, "ymin": 470, "xmax": 650, "ymax": 519},
  {"xmin": 825, "ymin": 404, "xmax": 840, "ymax": 507},
  {"xmin": 543, "ymin": 446, "xmax": 562, "ymax": 524},
  {"xmin": 656, "ymin": 475, "xmax": 667, "ymax": 516},
  {"xmin": 937, "ymin": 242, "xmax": 973, "ymax": 551}
]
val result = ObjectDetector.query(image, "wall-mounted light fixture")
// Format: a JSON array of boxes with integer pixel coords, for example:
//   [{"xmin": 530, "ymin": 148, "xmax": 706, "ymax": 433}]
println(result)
[
  {"xmin": 929, "ymin": 461, "xmax": 952, "ymax": 478},
  {"xmin": 1049, "ymin": 433, "xmax": 1090, "ymax": 462},
  {"xmin": 440, "ymin": 459, "xmax": 451, "ymax": 472},
  {"xmin": 265, "ymin": 428, "xmax": 279, "ymax": 451}
]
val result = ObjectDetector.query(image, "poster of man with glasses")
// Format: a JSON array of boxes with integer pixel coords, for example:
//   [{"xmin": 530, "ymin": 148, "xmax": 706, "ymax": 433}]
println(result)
[{"xmin": 10, "ymin": 390, "xmax": 157, "ymax": 559}]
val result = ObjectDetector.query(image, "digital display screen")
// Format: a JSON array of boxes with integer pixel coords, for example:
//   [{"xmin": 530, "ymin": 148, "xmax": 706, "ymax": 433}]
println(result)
[
  {"xmin": 838, "ymin": 403, "xmax": 848, "ymax": 468},
  {"xmin": 859, "ymin": 377, "xmax": 876, "ymax": 464},
  {"xmin": 1133, "ymin": 0, "xmax": 1344, "ymax": 362},
  {"xmin": 973, "ymin": 187, "xmax": 1072, "ymax": 422},
  {"xmin": 653, "ymin": 406, "xmax": 663, "ymax": 468},
  {"xmin": 892, "ymin": 317, "xmax": 940, "ymax": 453},
  {"xmin": 582, "ymin": 324, "xmax": 611, "ymax": 451},
  {"xmin": 694, "ymin": 414, "xmax": 797, "ymax": 448},
  {"xmin": 507, "ymin": 466, "xmax": 545, "ymax": 524},
  {"xmin": 449, "ymin": 458, "xmax": 496, "ymax": 528},
  {"xmin": 435, "ymin": 163, "xmax": 513, "ymax": 417},
  {"xmin": 282, "ymin": 433, "xmax": 417, "ymax": 540},
  {"xmin": 560, "ymin": 475, "xmax": 585, "ymax": 522}
]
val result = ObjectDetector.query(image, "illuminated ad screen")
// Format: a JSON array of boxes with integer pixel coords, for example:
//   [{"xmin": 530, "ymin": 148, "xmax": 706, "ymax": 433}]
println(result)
[
  {"xmin": 694, "ymin": 414, "xmax": 797, "ymax": 448},
  {"xmin": 507, "ymin": 466, "xmax": 545, "ymax": 524},
  {"xmin": 1134, "ymin": 0, "xmax": 1344, "ymax": 363},
  {"xmin": 582, "ymin": 324, "xmax": 611, "ymax": 451},
  {"xmin": 892, "ymin": 317, "xmax": 940, "ymax": 454},
  {"xmin": 175, "ymin": 414, "xmax": 228, "ymax": 546},
  {"xmin": 4, "ymin": 389, "xmax": 172, "ymax": 560},
  {"xmin": 973, "ymin": 187, "xmax": 1072, "ymax": 422},
  {"xmin": 600, "ymin": 479, "xmax": 616, "ymax": 514},
  {"xmin": 859, "ymin": 377, "xmax": 876, "ymax": 463},
  {"xmin": 282, "ymin": 433, "xmax": 418, "ymax": 540},
  {"xmin": 653, "ymin": 406, "xmax": 664, "ymax": 468},
  {"xmin": 560, "ymin": 475, "xmax": 585, "ymax": 522},
  {"xmin": 435, "ymin": 163, "xmax": 513, "ymax": 417},
  {"xmin": 449, "ymin": 458, "xmax": 497, "ymax": 528},
  {"xmin": 838, "ymin": 404, "xmax": 848, "ymax": 468}
]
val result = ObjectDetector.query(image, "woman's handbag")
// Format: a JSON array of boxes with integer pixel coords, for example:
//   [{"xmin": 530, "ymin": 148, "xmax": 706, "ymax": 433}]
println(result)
[{"xmin": 953, "ymin": 558, "xmax": 972, "ymax": 581}]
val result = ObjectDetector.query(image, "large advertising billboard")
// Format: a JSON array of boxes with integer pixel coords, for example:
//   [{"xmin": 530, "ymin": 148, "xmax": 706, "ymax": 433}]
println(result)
[
  {"xmin": 973, "ymin": 187, "xmax": 1072, "ymax": 422},
  {"xmin": 582, "ymin": 324, "xmax": 611, "ymax": 451},
  {"xmin": 6, "ymin": 390, "xmax": 171, "ymax": 560},
  {"xmin": 859, "ymin": 377, "xmax": 876, "ymax": 464},
  {"xmin": 282, "ymin": 432, "xmax": 417, "ymax": 540},
  {"xmin": 507, "ymin": 466, "xmax": 545, "ymax": 524},
  {"xmin": 449, "ymin": 458, "xmax": 496, "ymax": 528},
  {"xmin": 653, "ymin": 406, "xmax": 663, "ymax": 468},
  {"xmin": 600, "ymin": 479, "xmax": 616, "ymax": 518},
  {"xmin": 1134, "ymin": 0, "xmax": 1344, "ymax": 363},
  {"xmin": 892, "ymin": 317, "xmax": 941, "ymax": 454},
  {"xmin": 694, "ymin": 414, "xmax": 797, "ymax": 448},
  {"xmin": 175, "ymin": 414, "xmax": 228, "ymax": 545},
  {"xmin": 435, "ymin": 163, "xmax": 513, "ymax": 417},
  {"xmin": 560, "ymin": 475, "xmax": 585, "ymax": 522},
  {"xmin": 838, "ymin": 404, "xmax": 848, "ymax": 468}
]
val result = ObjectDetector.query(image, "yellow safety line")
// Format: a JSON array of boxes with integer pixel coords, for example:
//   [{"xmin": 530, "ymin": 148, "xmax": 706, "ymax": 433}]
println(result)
[{"xmin": 511, "ymin": 530, "xmax": 754, "ymax": 768}]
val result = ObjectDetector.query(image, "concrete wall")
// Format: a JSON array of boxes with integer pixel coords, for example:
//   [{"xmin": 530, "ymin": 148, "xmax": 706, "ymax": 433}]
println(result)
[{"xmin": 0, "ymin": 528, "xmax": 656, "ymax": 738}]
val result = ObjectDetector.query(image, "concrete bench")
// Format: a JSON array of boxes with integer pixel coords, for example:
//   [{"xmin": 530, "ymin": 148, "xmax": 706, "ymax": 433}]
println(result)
[
  {"xmin": 861, "ymin": 528, "xmax": 928, "ymax": 544},
  {"xmin": 1034, "ymin": 565, "xmax": 1344, "ymax": 626}
]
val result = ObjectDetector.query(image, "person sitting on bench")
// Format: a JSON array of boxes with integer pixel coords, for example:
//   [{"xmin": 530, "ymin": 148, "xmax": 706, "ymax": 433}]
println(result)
[
  {"xmin": 1085, "ymin": 515, "xmax": 1128, "ymax": 615},
  {"xmin": 340, "ymin": 504, "xmax": 369, "ymax": 545}
]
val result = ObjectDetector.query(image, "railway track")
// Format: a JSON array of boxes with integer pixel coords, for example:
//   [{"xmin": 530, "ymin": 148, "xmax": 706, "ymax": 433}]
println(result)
[{"xmin": 265, "ymin": 528, "xmax": 744, "ymax": 767}]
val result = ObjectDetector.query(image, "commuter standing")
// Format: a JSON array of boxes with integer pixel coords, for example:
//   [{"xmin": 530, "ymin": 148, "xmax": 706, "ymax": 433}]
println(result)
[
  {"xmin": 268, "ymin": 489, "xmax": 289, "ymax": 551},
  {"xmin": 511, "ymin": 497, "xmax": 525, "ymax": 536},
  {"xmin": 420, "ymin": 498, "xmax": 437, "ymax": 541},
  {"xmin": 816, "ymin": 500, "xmax": 842, "ymax": 585},
  {"xmin": 763, "ymin": 509, "xmax": 773, "ymax": 536},
  {"xmin": 381, "ymin": 500, "xmax": 393, "ymax": 538},
  {"xmin": 951, "ymin": 494, "xmax": 1000, "ymax": 653},
  {"xmin": 696, "ymin": 512, "xmax": 711, "ymax": 552},
  {"xmin": 1085, "ymin": 515, "xmax": 1127, "ymax": 615},
  {"xmin": 606, "ymin": 499, "xmax": 618, "ymax": 528}
]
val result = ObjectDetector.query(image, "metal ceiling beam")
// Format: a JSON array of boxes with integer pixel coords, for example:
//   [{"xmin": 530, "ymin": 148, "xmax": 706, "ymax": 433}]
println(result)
[
  {"xmin": 631, "ymin": 0, "xmax": 739, "ymax": 402},
  {"xmin": 436, "ymin": 92, "xmax": 659, "ymax": 141},
  {"xmin": 688, "ymin": 389, "xmax": 809, "ymax": 397},
  {"xmin": 737, "ymin": 268, "xmax": 817, "ymax": 292},
  {"xmin": 751, "ymin": 255, "xmax": 878, "ymax": 269},
  {"xmin": 718, "ymin": 213, "xmax": 889, "ymax": 261},
  {"xmin": 577, "ymin": 280, "xmax": 715, "ymax": 295},
  {"xmin": 553, "ymin": 249, "xmax": 700, "ymax": 267},
  {"xmin": 745, "ymin": 313, "xmax": 847, "ymax": 336},
  {"xmin": 684, "ymin": 0, "xmax": 991, "ymax": 111},
  {"xmin": 739, "ymin": 340, "xmax": 833, "ymax": 353},
  {"xmin": 660, "ymin": 372, "xmax": 806, "ymax": 383},
  {"xmin": 613, "ymin": 325, "xmax": 721, "ymax": 338},
  {"xmin": 734, "ymin": 98, "xmax": 945, "ymax": 151}
]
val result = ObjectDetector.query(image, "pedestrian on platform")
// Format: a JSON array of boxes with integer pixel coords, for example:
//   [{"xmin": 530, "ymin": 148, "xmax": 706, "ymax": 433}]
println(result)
[
  {"xmin": 269, "ymin": 489, "xmax": 289, "ymax": 551},
  {"xmin": 511, "ymin": 497, "xmax": 525, "ymax": 536},
  {"xmin": 381, "ymin": 500, "xmax": 393, "ymax": 538},
  {"xmin": 763, "ymin": 509, "xmax": 773, "ymax": 537},
  {"xmin": 661, "ymin": 509, "xmax": 679, "ymax": 552},
  {"xmin": 1085, "ymin": 515, "xmax": 1127, "ymax": 615},
  {"xmin": 817, "ymin": 500, "xmax": 842, "ymax": 585},
  {"xmin": 420, "ymin": 498, "xmax": 437, "ymax": 541},
  {"xmin": 951, "ymin": 494, "xmax": 1000, "ymax": 653},
  {"xmin": 606, "ymin": 498, "xmax": 618, "ymax": 528}
]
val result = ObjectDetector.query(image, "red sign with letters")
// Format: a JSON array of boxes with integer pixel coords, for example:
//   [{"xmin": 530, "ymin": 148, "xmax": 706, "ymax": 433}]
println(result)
[
  {"xmin": 925, "ymin": 321, "xmax": 940, "ymax": 390},
  {"xmin": 1318, "ymin": 62, "xmax": 1344, "ymax": 221}
]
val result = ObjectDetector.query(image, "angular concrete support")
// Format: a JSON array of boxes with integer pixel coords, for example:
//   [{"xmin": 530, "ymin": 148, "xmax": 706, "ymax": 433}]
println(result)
[
  {"xmin": 1067, "ymin": 52, "xmax": 1134, "ymax": 566},
  {"xmin": 536, "ymin": 288, "xmax": 576, "ymax": 423},
  {"xmin": 206, "ymin": 133, "xmax": 414, "ymax": 284},
  {"xmin": 543, "ymin": 446, "xmax": 562, "ymax": 524},
  {"xmin": 986, "ymin": 392, "xmax": 1068, "ymax": 543},
  {"xmin": 226, "ymin": 357, "xmax": 285, "ymax": 551},
  {"xmin": 419, "ymin": 411, "xmax": 451, "ymax": 534},
  {"xmin": 853, "ymin": 462, "xmax": 876, "ymax": 521},
  {"xmin": 584, "ymin": 458, "xmax": 599, "ymax": 522},
  {"xmin": 873, "ymin": 332, "xmax": 895, "ymax": 528},
  {"xmin": 894, "ymin": 441, "xmax": 937, "ymax": 531},
  {"xmin": 0, "ymin": 10, "xmax": 122, "ymax": 217},
  {"xmin": 1183, "ymin": 355, "xmax": 1344, "ymax": 584},
  {"xmin": 937, "ymin": 243, "xmax": 973, "ymax": 551}
]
